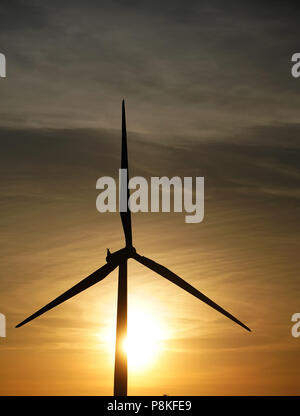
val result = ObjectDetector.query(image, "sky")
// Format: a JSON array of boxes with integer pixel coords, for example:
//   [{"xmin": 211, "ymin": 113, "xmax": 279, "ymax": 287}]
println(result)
[{"xmin": 0, "ymin": 0, "xmax": 300, "ymax": 395}]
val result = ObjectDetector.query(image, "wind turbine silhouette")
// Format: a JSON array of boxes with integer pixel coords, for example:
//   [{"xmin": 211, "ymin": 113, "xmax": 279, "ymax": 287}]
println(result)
[{"xmin": 16, "ymin": 100, "xmax": 251, "ymax": 396}]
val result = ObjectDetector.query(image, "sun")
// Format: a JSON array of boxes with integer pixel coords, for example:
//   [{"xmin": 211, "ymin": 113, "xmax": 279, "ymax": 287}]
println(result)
[
  {"xmin": 99, "ymin": 301, "xmax": 165, "ymax": 371},
  {"xmin": 124, "ymin": 308, "xmax": 163, "ymax": 370}
]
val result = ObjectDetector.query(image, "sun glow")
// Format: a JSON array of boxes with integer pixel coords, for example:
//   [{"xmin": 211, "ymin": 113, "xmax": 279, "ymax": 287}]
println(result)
[
  {"xmin": 99, "ymin": 302, "xmax": 165, "ymax": 371},
  {"xmin": 126, "ymin": 309, "xmax": 163, "ymax": 370}
]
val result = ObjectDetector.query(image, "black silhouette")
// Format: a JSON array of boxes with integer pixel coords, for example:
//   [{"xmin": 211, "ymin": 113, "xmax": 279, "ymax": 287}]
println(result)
[{"xmin": 16, "ymin": 100, "xmax": 251, "ymax": 396}]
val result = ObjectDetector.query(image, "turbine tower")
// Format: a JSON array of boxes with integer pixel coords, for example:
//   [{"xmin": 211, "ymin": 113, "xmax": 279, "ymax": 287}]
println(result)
[{"xmin": 16, "ymin": 100, "xmax": 251, "ymax": 396}]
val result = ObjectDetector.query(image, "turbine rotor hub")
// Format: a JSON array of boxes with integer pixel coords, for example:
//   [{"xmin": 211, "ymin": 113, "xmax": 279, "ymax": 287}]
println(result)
[{"xmin": 106, "ymin": 246, "xmax": 136, "ymax": 263}]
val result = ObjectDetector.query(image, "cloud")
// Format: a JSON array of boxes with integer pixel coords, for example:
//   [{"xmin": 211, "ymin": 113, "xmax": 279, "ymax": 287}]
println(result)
[{"xmin": 1, "ymin": 1, "xmax": 300, "ymax": 134}]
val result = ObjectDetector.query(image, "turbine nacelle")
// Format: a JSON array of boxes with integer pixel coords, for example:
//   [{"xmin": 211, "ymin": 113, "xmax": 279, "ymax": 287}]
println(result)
[{"xmin": 106, "ymin": 246, "xmax": 136, "ymax": 263}]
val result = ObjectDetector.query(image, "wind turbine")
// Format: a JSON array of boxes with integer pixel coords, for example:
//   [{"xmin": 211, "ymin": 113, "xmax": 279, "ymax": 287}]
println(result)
[{"xmin": 16, "ymin": 100, "xmax": 251, "ymax": 396}]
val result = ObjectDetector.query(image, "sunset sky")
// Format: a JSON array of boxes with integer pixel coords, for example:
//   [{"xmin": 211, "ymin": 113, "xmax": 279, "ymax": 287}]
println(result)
[{"xmin": 0, "ymin": 1, "xmax": 300, "ymax": 395}]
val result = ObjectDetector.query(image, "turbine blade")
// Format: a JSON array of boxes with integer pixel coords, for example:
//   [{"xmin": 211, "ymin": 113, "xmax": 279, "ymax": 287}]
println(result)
[
  {"xmin": 133, "ymin": 253, "xmax": 251, "ymax": 332},
  {"xmin": 120, "ymin": 99, "xmax": 132, "ymax": 246},
  {"xmin": 16, "ymin": 260, "xmax": 119, "ymax": 328}
]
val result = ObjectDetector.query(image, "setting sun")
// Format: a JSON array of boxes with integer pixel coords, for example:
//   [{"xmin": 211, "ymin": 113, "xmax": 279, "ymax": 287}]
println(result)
[
  {"xmin": 100, "ymin": 301, "xmax": 165, "ymax": 372},
  {"xmin": 125, "ymin": 308, "xmax": 164, "ymax": 370}
]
